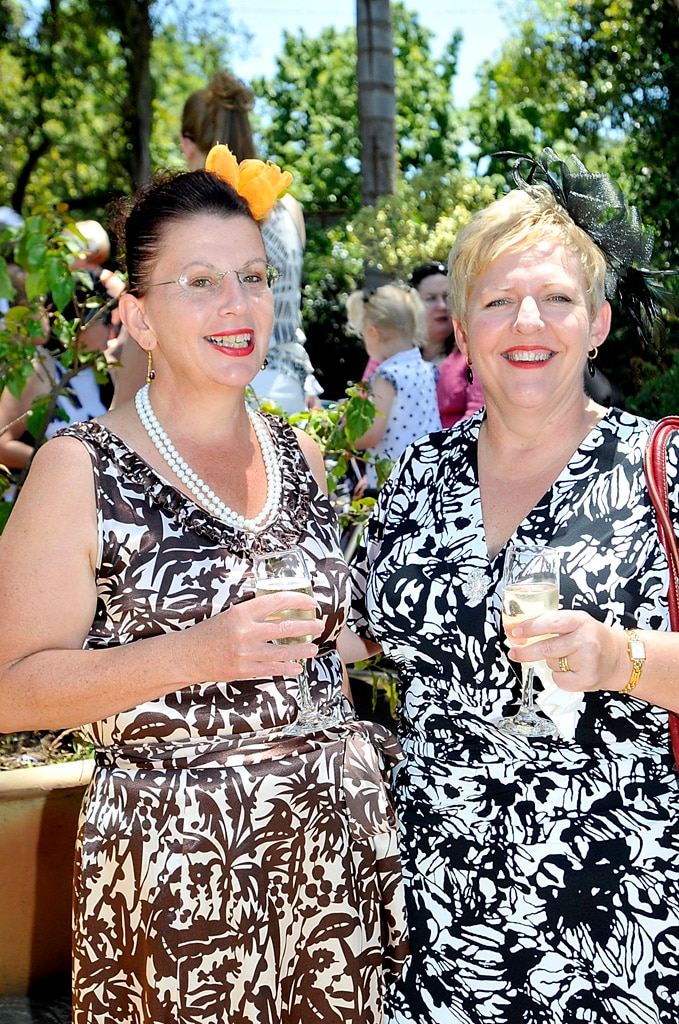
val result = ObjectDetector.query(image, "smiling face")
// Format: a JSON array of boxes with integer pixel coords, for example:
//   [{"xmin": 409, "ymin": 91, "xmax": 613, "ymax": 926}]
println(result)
[
  {"xmin": 120, "ymin": 212, "xmax": 274, "ymax": 393},
  {"xmin": 453, "ymin": 241, "xmax": 611, "ymax": 418}
]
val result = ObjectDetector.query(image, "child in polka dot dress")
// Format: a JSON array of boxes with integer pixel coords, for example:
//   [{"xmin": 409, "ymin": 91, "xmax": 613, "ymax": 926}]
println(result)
[{"xmin": 346, "ymin": 284, "xmax": 442, "ymax": 490}]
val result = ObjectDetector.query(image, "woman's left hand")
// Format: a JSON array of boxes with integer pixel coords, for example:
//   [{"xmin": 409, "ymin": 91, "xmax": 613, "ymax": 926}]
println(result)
[{"xmin": 506, "ymin": 610, "xmax": 627, "ymax": 693}]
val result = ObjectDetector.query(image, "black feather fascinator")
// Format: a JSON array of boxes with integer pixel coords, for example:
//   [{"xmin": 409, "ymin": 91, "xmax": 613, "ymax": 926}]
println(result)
[{"xmin": 493, "ymin": 148, "xmax": 679, "ymax": 348}]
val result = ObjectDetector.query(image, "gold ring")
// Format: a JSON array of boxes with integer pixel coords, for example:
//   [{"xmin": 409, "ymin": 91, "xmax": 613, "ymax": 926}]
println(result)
[{"xmin": 559, "ymin": 656, "xmax": 571, "ymax": 673}]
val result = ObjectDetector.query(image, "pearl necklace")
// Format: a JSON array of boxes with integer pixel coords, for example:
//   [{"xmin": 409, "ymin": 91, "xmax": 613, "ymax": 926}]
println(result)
[{"xmin": 135, "ymin": 384, "xmax": 281, "ymax": 533}]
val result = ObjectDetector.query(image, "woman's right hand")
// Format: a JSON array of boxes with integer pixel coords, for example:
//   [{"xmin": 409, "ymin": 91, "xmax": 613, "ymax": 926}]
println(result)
[
  {"xmin": 0, "ymin": 437, "xmax": 322, "ymax": 733},
  {"xmin": 177, "ymin": 591, "xmax": 323, "ymax": 684}
]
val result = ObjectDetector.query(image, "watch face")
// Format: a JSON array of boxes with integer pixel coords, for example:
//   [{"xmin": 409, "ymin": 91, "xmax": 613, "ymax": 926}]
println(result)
[{"xmin": 629, "ymin": 640, "xmax": 646, "ymax": 661}]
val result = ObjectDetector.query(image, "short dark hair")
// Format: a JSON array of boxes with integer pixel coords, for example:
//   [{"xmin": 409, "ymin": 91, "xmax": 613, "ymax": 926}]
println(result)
[
  {"xmin": 112, "ymin": 170, "xmax": 254, "ymax": 295},
  {"xmin": 410, "ymin": 261, "xmax": 447, "ymax": 290}
]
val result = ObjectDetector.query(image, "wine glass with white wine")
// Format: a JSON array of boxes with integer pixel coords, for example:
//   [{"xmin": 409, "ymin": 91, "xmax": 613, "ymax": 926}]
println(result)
[
  {"xmin": 499, "ymin": 542, "xmax": 560, "ymax": 739},
  {"xmin": 253, "ymin": 546, "xmax": 325, "ymax": 735}
]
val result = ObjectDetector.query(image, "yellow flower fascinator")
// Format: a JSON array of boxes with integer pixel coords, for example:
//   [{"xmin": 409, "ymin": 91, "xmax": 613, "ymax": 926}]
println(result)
[{"xmin": 205, "ymin": 144, "xmax": 294, "ymax": 221}]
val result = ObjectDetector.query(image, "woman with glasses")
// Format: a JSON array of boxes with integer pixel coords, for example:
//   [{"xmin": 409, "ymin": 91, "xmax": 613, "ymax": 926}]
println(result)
[
  {"xmin": 0, "ymin": 158, "xmax": 407, "ymax": 1024},
  {"xmin": 181, "ymin": 69, "xmax": 318, "ymax": 414}
]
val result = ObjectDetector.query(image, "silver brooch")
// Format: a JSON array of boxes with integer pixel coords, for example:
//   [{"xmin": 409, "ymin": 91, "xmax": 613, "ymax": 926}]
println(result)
[{"xmin": 461, "ymin": 568, "xmax": 490, "ymax": 606}]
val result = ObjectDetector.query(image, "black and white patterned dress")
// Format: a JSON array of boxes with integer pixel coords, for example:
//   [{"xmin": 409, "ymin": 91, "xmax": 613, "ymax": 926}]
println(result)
[
  {"xmin": 351, "ymin": 407, "xmax": 679, "ymax": 1024},
  {"xmin": 59, "ymin": 414, "xmax": 408, "ymax": 1024}
]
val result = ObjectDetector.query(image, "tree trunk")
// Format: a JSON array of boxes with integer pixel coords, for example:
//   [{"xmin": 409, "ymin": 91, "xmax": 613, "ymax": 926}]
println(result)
[
  {"xmin": 13, "ymin": 139, "xmax": 50, "ymax": 213},
  {"xmin": 356, "ymin": 0, "xmax": 396, "ymax": 205},
  {"xmin": 114, "ymin": 0, "xmax": 153, "ymax": 187},
  {"xmin": 356, "ymin": 0, "xmax": 396, "ymax": 287}
]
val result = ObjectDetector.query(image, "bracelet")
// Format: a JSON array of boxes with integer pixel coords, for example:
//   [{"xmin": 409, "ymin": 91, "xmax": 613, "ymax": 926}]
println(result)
[{"xmin": 621, "ymin": 628, "xmax": 646, "ymax": 694}]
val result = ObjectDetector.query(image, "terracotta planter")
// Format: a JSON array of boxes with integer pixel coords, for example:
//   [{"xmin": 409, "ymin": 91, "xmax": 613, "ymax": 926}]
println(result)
[{"xmin": 0, "ymin": 759, "xmax": 93, "ymax": 996}]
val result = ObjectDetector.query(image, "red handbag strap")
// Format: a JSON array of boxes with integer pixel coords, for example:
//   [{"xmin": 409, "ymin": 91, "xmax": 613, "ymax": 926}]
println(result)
[
  {"xmin": 642, "ymin": 419, "xmax": 679, "ymax": 766},
  {"xmin": 643, "ymin": 417, "xmax": 679, "ymax": 632}
]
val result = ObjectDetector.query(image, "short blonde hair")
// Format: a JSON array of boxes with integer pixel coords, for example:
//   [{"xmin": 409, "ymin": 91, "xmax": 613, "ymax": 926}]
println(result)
[
  {"xmin": 346, "ymin": 284, "xmax": 427, "ymax": 345},
  {"xmin": 448, "ymin": 187, "xmax": 607, "ymax": 328}
]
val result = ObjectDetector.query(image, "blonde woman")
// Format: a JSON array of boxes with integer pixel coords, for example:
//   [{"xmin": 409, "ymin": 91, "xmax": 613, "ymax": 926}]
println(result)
[{"xmin": 349, "ymin": 152, "xmax": 679, "ymax": 1024}]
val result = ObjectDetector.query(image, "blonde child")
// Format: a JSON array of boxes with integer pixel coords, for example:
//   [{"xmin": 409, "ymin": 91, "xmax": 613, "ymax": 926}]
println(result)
[{"xmin": 346, "ymin": 284, "xmax": 442, "ymax": 489}]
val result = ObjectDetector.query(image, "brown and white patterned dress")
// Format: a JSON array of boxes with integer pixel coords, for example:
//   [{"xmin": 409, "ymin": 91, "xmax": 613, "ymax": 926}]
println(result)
[{"xmin": 59, "ymin": 414, "xmax": 408, "ymax": 1024}]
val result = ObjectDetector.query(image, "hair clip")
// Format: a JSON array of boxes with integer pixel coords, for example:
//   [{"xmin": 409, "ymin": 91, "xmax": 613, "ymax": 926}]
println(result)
[
  {"xmin": 205, "ymin": 144, "xmax": 293, "ymax": 222},
  {"xmin": 493, "ymin": 147, "xmax": 679, "ymax": 348}
]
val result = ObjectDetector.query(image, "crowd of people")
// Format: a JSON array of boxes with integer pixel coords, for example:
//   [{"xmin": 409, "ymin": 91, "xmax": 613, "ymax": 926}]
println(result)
[{"xmin": 1, "ymin": 68, "xmax": 678, "ymax": 1024}]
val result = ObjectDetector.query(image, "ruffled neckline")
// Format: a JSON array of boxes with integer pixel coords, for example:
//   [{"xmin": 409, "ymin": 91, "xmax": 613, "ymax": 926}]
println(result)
[{"xmin": 59, "ymin": 413, "xmax": 313, "ymax": 557}]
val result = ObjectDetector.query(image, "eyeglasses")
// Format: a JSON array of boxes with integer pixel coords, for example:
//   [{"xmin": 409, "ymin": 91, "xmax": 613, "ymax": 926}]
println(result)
[{"xmin": 145, "ymin": 261, "xmax": 280, "ymax": 298}]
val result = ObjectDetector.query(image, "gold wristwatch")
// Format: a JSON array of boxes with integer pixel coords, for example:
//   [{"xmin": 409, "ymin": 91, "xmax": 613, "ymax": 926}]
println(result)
[{"xmin": 621, "ymin": 628, "xmax": 646, "ymax": 695}]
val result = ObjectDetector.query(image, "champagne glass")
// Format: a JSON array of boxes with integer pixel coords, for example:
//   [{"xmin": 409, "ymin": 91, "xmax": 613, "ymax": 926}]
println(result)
[
  {"xmin": 499, "ymin": 543, "xmax": 560, "ymax": 739},
  {"xmin": 253, "ymin": 546, "xmax": 325, "ymax": 735}
]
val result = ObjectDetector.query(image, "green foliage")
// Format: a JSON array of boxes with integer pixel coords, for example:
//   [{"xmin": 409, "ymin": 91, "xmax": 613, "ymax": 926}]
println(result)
[
  {"xmin": 0, "ymin": 206, "xmax": 114, "ymax": 503},
  {"xmin": 345, "ymin": 168, "xmax": 502, "ymax": 278},
  {"xmin": 0, "ymin": 0, "xmax": 131, "ymax": 210},
  {"xmin": 626, "ymin": 348, "xmax": 679, "ymax": 420},
  {"xmin": 300, "ymin": 224, "xmax": 367, "ymax": 399},
  {"xmin": 349, "ymin": 661, "xmax": 399, "ymax": 719},
  {"xmin": 0, "ymin": 1, "xmax": 241, "ymax": 212},
  {"xmin": 253, "ymin": 25, "xmax": 359, "ymax": 216},
  {"xmin": 288, "ymin": 382, "xmax": 386, "ymax": 522}
]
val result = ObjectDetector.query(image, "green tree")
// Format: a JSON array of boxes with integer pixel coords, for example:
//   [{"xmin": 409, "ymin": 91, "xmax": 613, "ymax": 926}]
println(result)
[
  {"xmin": 0, "ymin": 0, "xmax": 242, "ymax": 213},
  {"xmin": 0, "ymin": 0, "xmax": 129, "ymax": 212},
  {"xmin": 254, "ymin": 3, "xmax": 468, "ymax": 397},
  {"xmin": 254, "ymin": 2, "xmax": 464, "ymax": 220}
]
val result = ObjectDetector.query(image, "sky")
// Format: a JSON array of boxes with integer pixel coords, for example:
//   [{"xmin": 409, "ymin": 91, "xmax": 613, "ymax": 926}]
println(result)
[{"xmin": 228, "ymin": 1, "xmax": 510, "ymax": 107}]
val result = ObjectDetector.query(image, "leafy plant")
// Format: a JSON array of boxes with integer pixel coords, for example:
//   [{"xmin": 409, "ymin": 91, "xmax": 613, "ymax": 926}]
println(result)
[
  {"xmin": 0, "ymin": 205, "xmax": 116, "ymax": 520},
  {"xmin": 255, "ymin": 383, "xmax": 400, "ymax": 722}
]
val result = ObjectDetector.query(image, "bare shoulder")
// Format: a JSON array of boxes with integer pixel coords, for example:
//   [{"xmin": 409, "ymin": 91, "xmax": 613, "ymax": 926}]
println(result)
[
  {"xmin": 370, "ymin": 372, "xmax": 396, "ymax": 410},
  {"xmin": 0, "ymin": 433, "xmax": 101, "ymax": 654},
  {"xmin": 25, "ymin": 432, "xmax": 97, "ymax": 487},
  {"xmin": 291, "ymin": 426, "xmax": 327, "ymax": 495},
  {"xmin": 2, "ymin": 434, "xmax": 98, "ymax": 553}
]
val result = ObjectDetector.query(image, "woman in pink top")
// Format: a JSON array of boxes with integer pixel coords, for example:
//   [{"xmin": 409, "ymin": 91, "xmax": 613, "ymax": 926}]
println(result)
[{"xmin": 411, "ymin": 261, "xmax": 485, "ymax": 427}]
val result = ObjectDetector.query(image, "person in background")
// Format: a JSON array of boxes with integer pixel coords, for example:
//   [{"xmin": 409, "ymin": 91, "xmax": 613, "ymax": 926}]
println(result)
[
  {"xmin": 346, "ymin": 283, "xmax": 441, "ymax": 492},
  {"xmin": 410, "ymin": 261, "xmax": 485, "ymax": 427},
  {"xmin": 409, "ymin": 262, "xmax": 454, "ymax": 366},
  {"xmin": 0, "ymin": 149, "xmax": 407, "ymax": 1023},
  {"xmin": 0, "ymin": 206, "xmax": 25, "ymax": 318},
  {"xmin": 348, "ymin": 151, "xmax": 679, "ymax": 1023},
  {"xmin": 180, "ymin": 69, "xmax": 320, "ymax": 413},
  {"xmin": 0, "ymin": 220, "xmax": 120, "ymax": 484},
  {"xmin": 67, "ymin": 219, "xmax": 126, "ymax": 351}
]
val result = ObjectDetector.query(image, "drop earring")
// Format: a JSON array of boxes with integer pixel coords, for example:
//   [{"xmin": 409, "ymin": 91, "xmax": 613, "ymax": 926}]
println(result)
[
  {"xmin": 260, "ymin": 357, "xmax": 269, "ymax": 370},
  {"xmin": 465, "ymin": 356, "xmax": 474, "ymax": 386},
  {"xmin": 146, "ymin": 350, "xmax": 155, "ymax": 384},
  {"xmin": 587, "ymin": 346, "xmax": 598, "ymax": 378}
]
